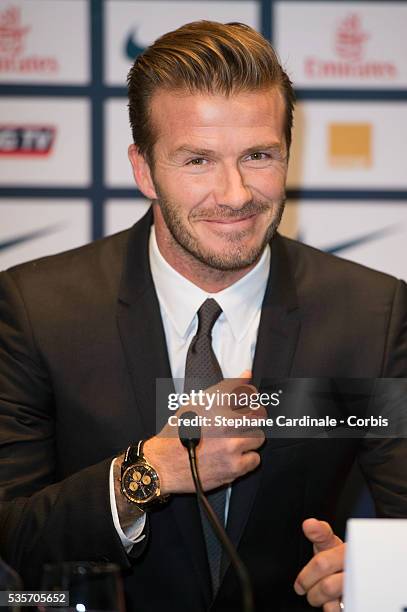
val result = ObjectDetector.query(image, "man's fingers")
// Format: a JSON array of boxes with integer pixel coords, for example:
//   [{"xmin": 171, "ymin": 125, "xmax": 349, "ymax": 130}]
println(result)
[
  {"xmin": 298, "ymin": 571, "xmax": 343, "ymax": 608},
  {"xmin": 218, "ymin": 432, "xmax": 265, "ymax": 456},
  {"xmin": 303, "ymin": 518, "xmax": 343, "ymax": 553},
  {"xmin": 294, "ymin": 545, "xmax": 344, "ymax": 596},
  {"xmin": 206, "ymin": 370, "xmax": 253, "ymax": 395},
  {"xmin": 323, "ymin": 599, "xmax": 343, "ymax": 612},
  {"xmin": 238, "ymin": 450, "xmax": 261, "ymax": 475},
  {"xmin": 237, "ymin": 429, "xmax": 266, "ymax": 449},
  {"xmin": 238, "ymin": 369, "xmax": 252, "ymax": 380},
  {"xmin": 294, "ymin": 519, "xmax": 344, "ymax": 607},
  {"xmin": 231, "ymin": 384, "xmax": 260, "ymax": 410}
]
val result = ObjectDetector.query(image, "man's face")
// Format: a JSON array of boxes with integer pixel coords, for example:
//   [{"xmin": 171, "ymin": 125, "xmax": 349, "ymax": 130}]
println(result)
[{"xmin": 146, "ymin": 87, "xmax": 288, "ymax": 271}]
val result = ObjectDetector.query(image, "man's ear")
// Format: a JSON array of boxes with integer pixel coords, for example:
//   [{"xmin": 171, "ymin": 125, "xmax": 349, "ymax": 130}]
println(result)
[{"xmin": 128, "ymin": 144, "xmax": 158, "ymax": 199}]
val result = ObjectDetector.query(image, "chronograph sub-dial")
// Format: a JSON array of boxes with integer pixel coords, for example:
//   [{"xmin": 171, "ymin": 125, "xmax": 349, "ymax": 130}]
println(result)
[{"xmin": 121, "ymin": 462, "xmax": 160, "ymax": 504}]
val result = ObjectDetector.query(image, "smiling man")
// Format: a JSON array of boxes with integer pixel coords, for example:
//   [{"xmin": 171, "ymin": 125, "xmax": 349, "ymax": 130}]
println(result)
[
  {"xmin": 130, "ymin": 89, "xmax": 287, "ymax": 282},
  {"xmin": 0, "ymin": 20, "xmax": 406, "ymax": 612}
]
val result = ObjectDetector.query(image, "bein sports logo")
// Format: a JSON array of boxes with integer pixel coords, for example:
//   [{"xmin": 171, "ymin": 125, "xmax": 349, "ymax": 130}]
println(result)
[
  {"xmin": 0, "ymin": 125, "xmax": 56, "ymax": 156},
  {"xmin": 0, "ymin": 5, "xmax": 58, "ymax": 75},
  {"xmin": 304, "ymin": 12, "xmax": 397, "ymax": 80}
]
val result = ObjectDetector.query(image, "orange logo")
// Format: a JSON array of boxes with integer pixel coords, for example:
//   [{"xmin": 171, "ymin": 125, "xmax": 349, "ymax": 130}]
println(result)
[{"xmin": 328, "ymin": 123, "xmax": 372, "ymax": 169}]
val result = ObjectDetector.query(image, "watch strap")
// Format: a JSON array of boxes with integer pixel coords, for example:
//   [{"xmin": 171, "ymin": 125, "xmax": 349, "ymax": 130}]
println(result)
[{"xmin": 123, "ymin": 440, "xmax": 145, "ymax": 467}]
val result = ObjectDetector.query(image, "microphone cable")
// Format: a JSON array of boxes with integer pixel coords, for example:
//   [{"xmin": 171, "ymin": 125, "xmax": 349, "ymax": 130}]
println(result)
[{"xmin": 178, "ymin": 411, "xmax": 254, "ymax": 612}]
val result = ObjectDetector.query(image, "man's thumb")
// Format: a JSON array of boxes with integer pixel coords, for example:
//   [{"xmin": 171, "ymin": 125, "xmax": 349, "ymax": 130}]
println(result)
[{"xmin": 302, "ymin": 518, "xmax": 342, "ymax": 552}]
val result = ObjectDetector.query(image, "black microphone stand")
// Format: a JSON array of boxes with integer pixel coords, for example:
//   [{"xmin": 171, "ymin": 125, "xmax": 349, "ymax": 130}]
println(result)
[{"xmin": 179, "ymin": 411, "xmax": 254, "ymax": 612}]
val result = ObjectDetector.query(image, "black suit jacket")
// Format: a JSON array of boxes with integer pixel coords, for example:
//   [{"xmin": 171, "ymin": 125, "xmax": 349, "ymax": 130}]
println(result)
[{"xmin": 0, "ymin": 209, "xmax": 406, "ymax": 611}]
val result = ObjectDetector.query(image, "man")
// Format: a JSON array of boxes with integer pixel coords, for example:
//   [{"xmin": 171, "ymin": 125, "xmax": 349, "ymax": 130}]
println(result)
[{"xmin": 0, "ymin": 20, "xmax": 406, "ymax": 612}]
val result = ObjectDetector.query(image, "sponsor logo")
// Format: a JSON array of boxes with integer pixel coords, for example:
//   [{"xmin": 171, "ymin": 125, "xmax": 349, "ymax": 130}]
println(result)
[
  {"xmin": 0, "ymin": 125, "xmax": 56, "ymax": 156},
  {"xmin": 335, "ymin": 13, "xmax": 368, "ymax": 62},
  {"xmin": 324, "ymin": 225, "xmax": 400, "ymax": 255},
  {"xmin": 125, "ymin": 29, "xmax": 145, "ymax": 60},
  {"xmin": 328, "ymin": 123, "xmax": 372, "ymax": 169},
  {"xmin": 0, "ymin": 224, "xmax": 64, "ymax": 252},
  {"xmin": 296, "ymin": 225, "xmax": 401, "ymax": 256},
  {"xmin": 304, "ymin": 13, "xmax": 397, "ymax": 81},
  {"xmin": 0, "ymin": 4, "xmax": 29, "ymax": 55},
  {"xmin": 0, "ymin": 6, "xmax": 58, "ymax": 76}
]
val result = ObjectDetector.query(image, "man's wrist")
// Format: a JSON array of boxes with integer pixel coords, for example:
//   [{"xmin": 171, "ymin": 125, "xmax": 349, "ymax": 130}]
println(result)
[{"xmin": 142, "ymin": 437, "xmax": 174, "ymax": 496}]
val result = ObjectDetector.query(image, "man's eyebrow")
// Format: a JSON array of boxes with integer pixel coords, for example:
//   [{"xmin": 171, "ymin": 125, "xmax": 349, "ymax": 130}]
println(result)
[
  {"xmin": 172, "ymin": 143, "xmax": 285, "ymax": 157},
  {"xmin": 172, "ymin": 146, "xmax": 217, "ymax": 157},
  {"xmin": 241, "ymin": 143, "xmax": 283, "ymax": 155}
]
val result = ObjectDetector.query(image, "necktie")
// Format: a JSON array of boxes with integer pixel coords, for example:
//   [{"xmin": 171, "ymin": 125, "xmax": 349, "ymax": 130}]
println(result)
[{"xmin": 184, "ymin": 298, "xmax": 226, "ymax": 596}]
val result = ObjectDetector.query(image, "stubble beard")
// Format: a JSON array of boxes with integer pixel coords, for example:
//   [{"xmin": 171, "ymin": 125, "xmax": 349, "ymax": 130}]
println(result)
[{"xmin": 155, "ymin": 196, "xmax": 286, "ymax": 272}]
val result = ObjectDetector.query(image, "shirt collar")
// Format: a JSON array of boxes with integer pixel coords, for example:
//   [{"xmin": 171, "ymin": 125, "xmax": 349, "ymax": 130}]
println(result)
[{"xmin": 149, "ymin": 226, "xmax": 270, "ymax": 342}]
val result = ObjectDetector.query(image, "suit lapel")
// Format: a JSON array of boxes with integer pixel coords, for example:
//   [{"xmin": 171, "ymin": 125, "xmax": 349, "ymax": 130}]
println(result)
[
  {"xmin": 252, "ymin": 233, "xmax": 301, "ymax": 385},
  {"xmin": 220, "ymin": 234, "xmax": 301, "ymax": 584},
  {"xmin": 116, "ymin": 209, "xmax": 171, "ymax": 439},
  {"xmin": 116, "ymin": 209, "xmax": 212, "ymax": 605}
]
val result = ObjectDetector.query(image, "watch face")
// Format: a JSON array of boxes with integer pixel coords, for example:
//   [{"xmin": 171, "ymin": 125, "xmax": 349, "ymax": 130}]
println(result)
[{"xmin": 122, "ymin": 462, "xmax": 159, "ymax": 504}]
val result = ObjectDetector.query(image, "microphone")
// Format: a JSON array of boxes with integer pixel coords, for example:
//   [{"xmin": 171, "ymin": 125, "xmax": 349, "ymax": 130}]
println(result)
[
  {"xmin": 178, "ymin": 410, "xmax": 202, "ymax": 452},
  {"xmin": 178, "ymin": 411, "xmax": 254, "ymax": 612}
]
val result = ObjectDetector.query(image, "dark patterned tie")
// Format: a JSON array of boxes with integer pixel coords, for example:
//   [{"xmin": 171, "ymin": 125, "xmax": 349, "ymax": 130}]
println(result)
[{"xmin": 184, "ymin": 298, "xmax": 226, "ymax": 596}]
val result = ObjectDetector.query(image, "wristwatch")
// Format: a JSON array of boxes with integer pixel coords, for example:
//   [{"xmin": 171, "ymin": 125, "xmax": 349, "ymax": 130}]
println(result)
[{"xmin": 120, "ymin": 440, "xmax": 169, "ymax": 509}]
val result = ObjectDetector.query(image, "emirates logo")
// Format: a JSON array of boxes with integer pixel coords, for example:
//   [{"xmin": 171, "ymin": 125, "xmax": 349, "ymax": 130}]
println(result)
[
  {"xmin": 0, "ymin": 4, "xmax": 58, "ymax": 76},
  {"xmin": 0, "ymin": 6, "xmax": 30, "ymax": 56},
  {"xmin": 335, "ymin": 14, "xmax": 369, "ymax": 62},
  {"xmin": 304, "ymin": 11, "xmax": 396, "ymax": 81}
]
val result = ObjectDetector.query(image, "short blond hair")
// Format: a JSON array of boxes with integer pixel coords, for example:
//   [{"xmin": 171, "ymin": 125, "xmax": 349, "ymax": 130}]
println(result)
[{"xmin": 127, "ymin": 20, "xmax": 295, "ymax": 163}]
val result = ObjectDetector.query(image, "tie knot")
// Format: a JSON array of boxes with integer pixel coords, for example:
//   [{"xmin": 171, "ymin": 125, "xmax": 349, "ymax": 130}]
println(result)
[{"xmin": 197, "ymin": 298, "xmax": 222, "ymax": 337}]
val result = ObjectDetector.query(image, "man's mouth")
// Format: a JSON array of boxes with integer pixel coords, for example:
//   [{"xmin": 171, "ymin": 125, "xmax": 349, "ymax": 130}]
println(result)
[
  {"xmin": 200, "ymin": 213, "xmax": 258, "ymax": 227},
  {"xmin": 205, "ymin": 213, "xmax": 256, "ymax": 222}
]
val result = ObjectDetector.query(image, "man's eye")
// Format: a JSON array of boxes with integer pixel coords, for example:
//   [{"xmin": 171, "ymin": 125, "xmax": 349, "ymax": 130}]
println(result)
[
  {"xmin": 188, "ymin": 158, "xmax": 207, "ymax": 166},
  {"xmin": 248, "ymin": 152, "xmax": 269, "ymax": 161}
]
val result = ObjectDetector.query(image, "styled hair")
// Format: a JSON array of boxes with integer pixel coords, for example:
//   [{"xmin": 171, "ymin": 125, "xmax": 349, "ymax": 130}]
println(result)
[{"xmin": 127, "ymin": 20, "xmax": 295, "ymax": 163}]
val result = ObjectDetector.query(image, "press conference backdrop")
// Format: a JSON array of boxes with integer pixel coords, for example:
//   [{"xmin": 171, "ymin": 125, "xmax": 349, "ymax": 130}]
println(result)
[
  {"xmin": 0, "ymin": 0, "xmax": 406, "ymax": 525},
  {"xmin": 0, "ymin": 0, "xmax": 406, "ymax": 277}
]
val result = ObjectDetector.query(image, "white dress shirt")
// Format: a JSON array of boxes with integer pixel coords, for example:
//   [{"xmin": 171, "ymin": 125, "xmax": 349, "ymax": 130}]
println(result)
[{"xmin": 110, "ymin": 224, "xmax": 270, "ymax": 548}]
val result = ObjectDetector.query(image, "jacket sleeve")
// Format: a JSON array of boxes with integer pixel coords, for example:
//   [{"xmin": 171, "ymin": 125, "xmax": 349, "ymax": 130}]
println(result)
[
  {"xmin": 0, "ymin": 270, "xmax": 146, "ymax": 588},
  {"xmin": 380, "ymin": 279, "xmax": 407, "ymax": 377},
  {"xmin": 358, "ymin": 278, "xmax": 407, "ymax": 517}
]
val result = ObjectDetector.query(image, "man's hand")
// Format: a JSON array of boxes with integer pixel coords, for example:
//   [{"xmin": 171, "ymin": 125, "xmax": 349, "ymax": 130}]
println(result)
[
  {"xmin": 294, "ymin": 518, "xmax": 345, "ymax": 611},
  {"xmin": 143, "ymin": 371, "xmax": 266, "ymax": 495}
]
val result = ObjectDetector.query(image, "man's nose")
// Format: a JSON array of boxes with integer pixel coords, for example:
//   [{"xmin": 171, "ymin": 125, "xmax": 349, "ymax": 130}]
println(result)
[{"xmin": 214, "ymin": 165, "xmax": 251, "ymax": 209}]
